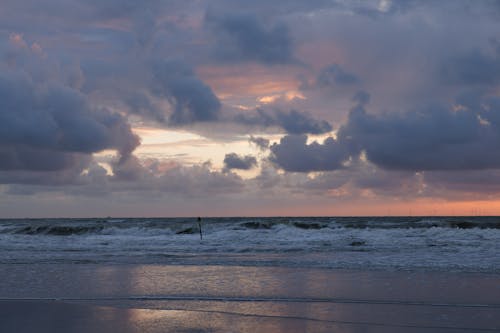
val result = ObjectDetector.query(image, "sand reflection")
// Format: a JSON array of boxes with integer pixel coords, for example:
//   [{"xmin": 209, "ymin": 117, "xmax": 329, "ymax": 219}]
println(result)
[
  {"xmin": 123, "ymin": 306, "xmax": 353, "ymax": 333},
  {"xmin": 1, "ymin": 264, "xmax": 499, "ymax": 332}
]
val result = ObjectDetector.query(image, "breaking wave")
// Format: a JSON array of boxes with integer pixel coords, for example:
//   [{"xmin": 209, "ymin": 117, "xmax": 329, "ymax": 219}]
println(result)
[
  {"xmin": 0, "ymin": 216, "xmax": 499, "ymax": 272},
  {"xmin": 2, "ymin": 216, "xmax": 500, "ymax": 238}
]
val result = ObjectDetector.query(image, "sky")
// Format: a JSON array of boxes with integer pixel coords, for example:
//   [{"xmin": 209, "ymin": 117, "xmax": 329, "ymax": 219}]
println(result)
[{"xmin": 1, "ymin": 0, "xmax": 500, "ymax": 217}]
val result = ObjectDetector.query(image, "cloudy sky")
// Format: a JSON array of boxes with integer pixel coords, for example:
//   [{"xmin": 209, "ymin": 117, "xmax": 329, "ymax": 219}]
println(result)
[{"xmin": 2, "ymin": 0, "xmax": 500, "ymax": 217}]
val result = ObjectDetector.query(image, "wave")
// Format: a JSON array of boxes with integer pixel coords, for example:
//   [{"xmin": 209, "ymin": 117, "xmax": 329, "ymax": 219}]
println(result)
[
  {"xmin": 333, "ymin": 217, "xmax": 500, "ymax": 230},
  {"xmin": 12, "ymin": 225, "xmax": 104, "ymax": 236},
  {"xmin": 2, "ymin": 216, "xmax": 500, "ymax": 238},
  {"xmin": 1, "ymin": 217, "xmax": 499, "ymax": 272},
  {"xmin": 234, "ymin": 217, "xmax": 500, "ymax": 230}
]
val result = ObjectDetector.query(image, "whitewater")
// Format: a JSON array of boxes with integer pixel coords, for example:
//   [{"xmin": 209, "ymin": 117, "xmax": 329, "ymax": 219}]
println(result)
[{"xmin": 1, "ymin": 216, "xmax": 499, "ymax": 272}]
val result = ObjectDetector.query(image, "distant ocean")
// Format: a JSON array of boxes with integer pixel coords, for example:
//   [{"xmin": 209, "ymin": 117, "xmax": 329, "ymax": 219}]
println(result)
[{"xmin": 1, "ymin": 217, "xmax": 499, "ymax": 272}]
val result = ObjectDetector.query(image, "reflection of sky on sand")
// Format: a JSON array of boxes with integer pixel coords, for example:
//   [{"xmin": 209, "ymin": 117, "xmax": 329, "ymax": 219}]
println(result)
[
  {"xmin": 1, "ymin": 265, "xmax": 499, "ymax": 331},
  {"xmin": 3, "ymin": 299, "xmax": 500, "ymax": 332},
  {"xmin": 3, "ymin": 264, "xmax": 500, "ymax": 303}
]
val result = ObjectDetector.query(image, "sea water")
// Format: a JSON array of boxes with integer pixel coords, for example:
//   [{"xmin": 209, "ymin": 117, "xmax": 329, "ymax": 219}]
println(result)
[{"xmin": 0, "ymin": 216, "xmax": 499, "ymax": 272}]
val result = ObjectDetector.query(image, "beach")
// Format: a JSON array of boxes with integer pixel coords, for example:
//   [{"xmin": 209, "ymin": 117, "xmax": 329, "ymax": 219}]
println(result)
[
  {"xmin": 1, "ymin": 217, "xmax": 500, "ymax": 332},
  {"xmin": 1, "ymin": 264, "xmax": 499, "ymax": 332}
]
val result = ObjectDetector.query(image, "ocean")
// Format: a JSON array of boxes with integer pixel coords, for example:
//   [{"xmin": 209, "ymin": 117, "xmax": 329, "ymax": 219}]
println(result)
[{"xmin": 1, "ymin": 216, "xmax": 499, "ymax": 272}]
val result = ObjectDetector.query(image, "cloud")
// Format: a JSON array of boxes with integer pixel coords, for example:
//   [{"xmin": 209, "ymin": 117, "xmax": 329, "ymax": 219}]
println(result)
[
  {"xmin": 424, "ymin": 169, "xmax": 500, "ymax": 196},
  {"xmin": 114, "ymin": 159, "xmax": 245, "ymax": 196},
  {"xmin": 206, "ymin": 12, "xmax": 295, "ymax": 65},
  {"xmin": 155, "ymin": 162, "xmax": 244, "ymax": 196},
  {"xmin": 0, "ymin": 71, "xmax": 139, "ymax": 173},
  {"xmin": 350, "ymin": 163, "xmax": 423, "ymax": 197},
  {"xmin": 440, "ymin": 46, "xmax": 500, "ymax": 86},
  {"xmin": 341, "ymin": 96, "xmax": 500, "ymax": 171},
  {"xmin": 0, "ymin": 150, "xmax": 91, "ymax": 185},
  {"xmin": 125, "ymin": 92, "xmax": 166, "ymax": 123},
  {"xmin": 109, "ymin": 155, "xmax": 246, "ymax": 198},
  {"xmin": 205, "ymin": 0, "xmax": 338, "ymax": 17},
  {"xmin": 110, "ymin": 154, "xmax": 147, "ymax": 181},
  {"xmin": 205, "ymin": 0, "xmax": 423, "ymax": 21},
  {"xmin": 223, "ymin": 153, "xmax": 257, "ymax": 171},
  {"xmin": 234, "ymin": 108, "xmax": 332, "ymax": 134},
  {"xmin": 268, "ymin": 90, "xmax": 500, "ymax": 174},
  {"xmin": 0, "ymin": 146, "xmax": 89, "ymax": 173},
  {"xmin": 274, "ymin": 109, "xmax": 332, "ymax": 134},
  {"xmin": 301, "ymin": 170, "xmax": 349, "ymax": 192},
  {"xmin": 84, "ymin": 0, "xmax": 164, "ymax": 47},
  {"xmin": 1, "ymin": 157, "xmax": 246, "ymax": 201},
  {"xmin": 269, "ymin": 134, "xmax": 350, "ymax": 172},
  {"xmin": 3, "ymin": 0, "xmax": 500, "ymax": 214},
  {"xmin": 249, "ymin": 136, "xmax": 270, "ymax": 150},
  {"xmin": 316, "ymin": 64, "xmax": 360, "ymax": 87},
  {"xmin": 84, "ymin": 0, "xmax": 161, "ymax": 19},
  {"xmin": 0, "ymin": 36, "xmax": 139, "ymax": 186},
  {"xmin": 348, "ymin": 0, "xmax": 422, "ymax": 18},
  {"xmin": 151, "ymin": 59, "xmax": 221, "ymax": 125},
  {"xmin": 351, "ymin": 90, "xmax": 371, "ymax": 105}
]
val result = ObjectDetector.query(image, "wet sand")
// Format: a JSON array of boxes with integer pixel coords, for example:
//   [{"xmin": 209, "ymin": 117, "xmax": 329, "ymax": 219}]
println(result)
[{"xmin": 1, "ymin": 264, "xmax": 499, "ymax": 332}]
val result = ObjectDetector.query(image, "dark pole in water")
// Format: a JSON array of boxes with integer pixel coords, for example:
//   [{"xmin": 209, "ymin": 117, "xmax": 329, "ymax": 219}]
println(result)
[{"xmin": 197, "ymin": 217, "xmax": 202, "ymax": 240}]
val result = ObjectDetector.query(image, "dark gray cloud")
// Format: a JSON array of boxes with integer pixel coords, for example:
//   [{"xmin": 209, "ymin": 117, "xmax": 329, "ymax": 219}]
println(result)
[
  {"xmin": 269, "ymin": 134, "xmax": 350, "ymax": 172},
  {"xmin": 223, "ymin": 153, "xmax": 257, "ymax": 171},
  {"xmin": 0, "ymin": 153, "xmax": 91, "ymax": 185},
  {"xmin": 206, "ymin": 12, "xmax": 295, "ymax": 65},
  {"xmin": 440, "ymin": 45, "xmax": 500, "ymax": 86},
  {"xmin": 110, "ymin": 155, "xmax": 146, "ymax": 182},
  {"xmin": 98, "ymin": 160, "xmax": 246, "ymax": 197},
  {"xmin": 269, "ymin": 90, "xmax": 500, "ymax": 174},
  {"xmin": 234, "ymin": 108, "xmax": 332, "ymax": 135},
  {"xmin": 341, "ymin": 97, "xmax": 500, "ymax": 171},
  {"xmin": 301, "ymin": 171, "xmax": 349, "ymax": 191},
  {"xmin": 151, "ymin": 59, "xmax": 221, "ymax": 125},
  {"xmin": 1, "ymin": 158, "xmax": 245, "ymax": 199},
  {"xmin": 0, "ymin": 146, "xmax": 88, "ymax": 173},
  {"xmin": 275, "ymin": 109, "xmax": 332, "ymax": 134},
  {"xmin": 0, "ymin": 71, "xmax": 139, "ymax": 173},
  {"xmin": 316, "ymin": 64, "xmax": 360, "ymax": 87},
  {"xmin": 352, "ymin": 90, "xmax": 371, "ymax": 105},
  {"xmin": 125, "ymin": 92, "xmax": 166, "ymax": 123},
  {"xmin": 249, "ymin": 136, "xmax": 270, "ymax": 150}
]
